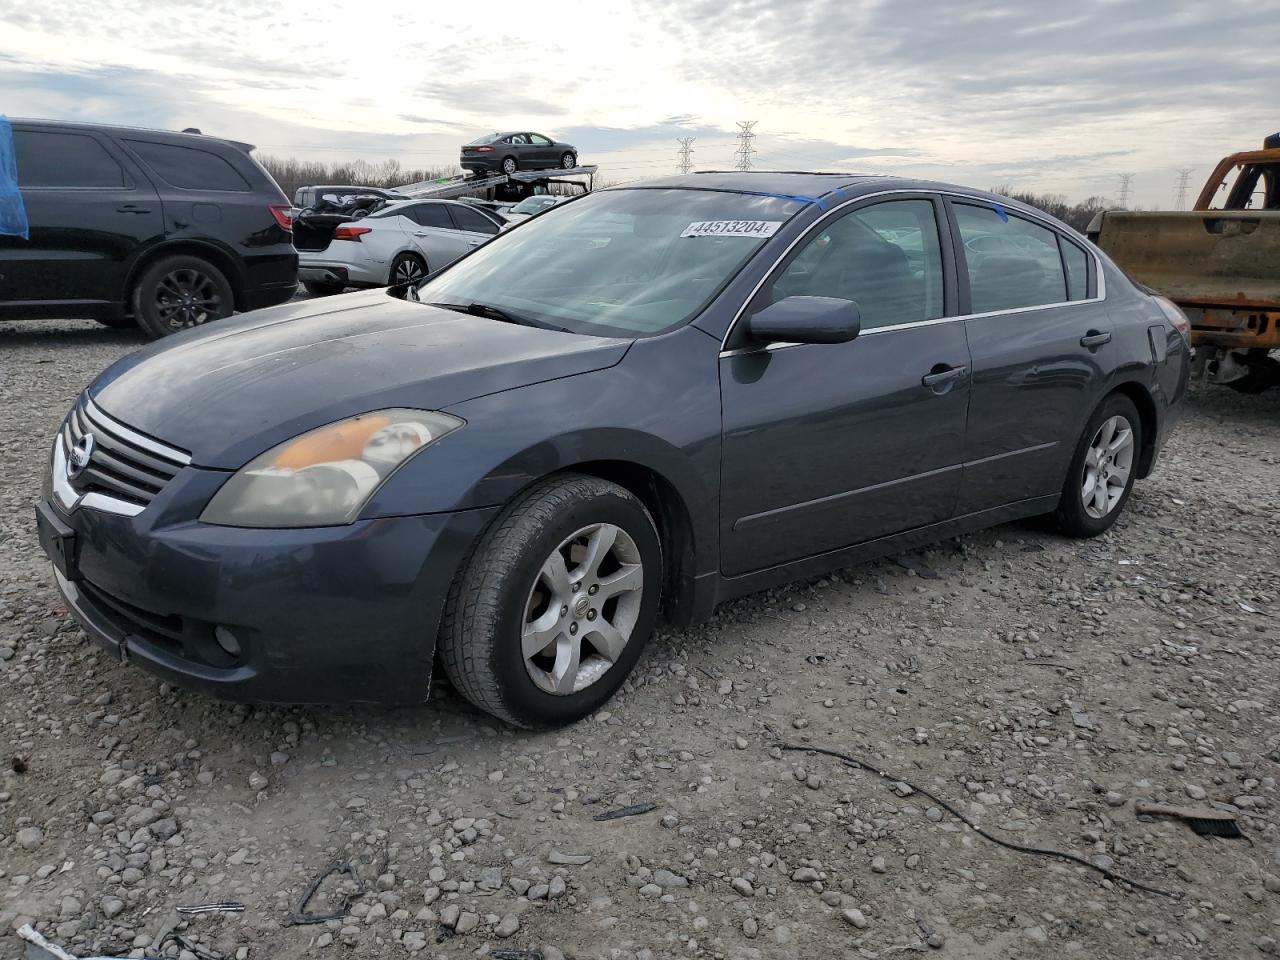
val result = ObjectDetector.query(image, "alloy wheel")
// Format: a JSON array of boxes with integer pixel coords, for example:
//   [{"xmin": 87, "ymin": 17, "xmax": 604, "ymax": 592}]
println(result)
[
  {"xmin": 394, "ymin": 258, "xmax": 424, "ymax": 283},
  {"xmin": 1081, "ymin": 414, "xmax": 1135, "ymax": 519},
  {"xmin": 522, "ymin": 523, "xmax": 644, "ymax": 695},
  {"xmin": 503, "ymin": 157, "xmax": 517, "ymax": 175},
  {"xmin": 154, "ymin": 268, "xmax": 223, "ymax": 329},
  {"xmin": 562, "ymin": 153, "xmax": 576, "ymax": 169}
]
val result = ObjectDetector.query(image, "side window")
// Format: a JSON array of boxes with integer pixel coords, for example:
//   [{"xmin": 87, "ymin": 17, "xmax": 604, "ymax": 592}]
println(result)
[
  {"xmin": 448, "ymin": 205, "xmax": 499, "ymax": 235},
  {"xmin": 767, "ymin": 198, "xmax": 944, "ymax": 330},
  {"xmin": 125, "ymin": 140, "xmax": 251, "ymax": 192},
  {"xmin": 509, "ymin": 134, "xmax": 529, "ymax": 145},
  {"xmin": 954, "ymin": 203, "xmax": 1067, "ymax": 313},
  {"xmin": 409, "ymin": 203, "xmax": 453, "ymax": 228},
  {"xmin": 1060, "ymin": 238, "xmax": 1090, "ymax": 301},
  {"xmin": 529, "ymin": 134, "xmax": 552, "ymax": 146},
  {"xmin": 13, "ymin": 131, "xmax": 126, "ymax": 188}
]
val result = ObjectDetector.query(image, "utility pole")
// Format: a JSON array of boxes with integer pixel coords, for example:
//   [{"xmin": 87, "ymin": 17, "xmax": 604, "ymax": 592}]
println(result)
[
  {"xmin": 676, "ymin": 137, "xmax": 695, "ymax": 175},
  {"xmin": 734, "ymin": 121, "xmax": 757, "ymax": 172},
  {"xmin": 1174, "ymin": 167, "xmax": 1193, "ymax": 209},
  {"xmin": 1117, "ymin": 172, "xmax": 1134, "ymax": 209}
]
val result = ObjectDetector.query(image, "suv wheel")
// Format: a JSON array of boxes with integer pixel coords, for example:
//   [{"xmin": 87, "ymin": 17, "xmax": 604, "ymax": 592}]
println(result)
[
  {"xmin": 132, "ymin": 255, "xmax": 234, "ymax": 339},
  {"xmin": 439, "ymin": 474, "xmax": 662, "ymax": 729},
  {"xmin": 1052, "ymin": 393, "xmax": 1142, "ymax": 537}
]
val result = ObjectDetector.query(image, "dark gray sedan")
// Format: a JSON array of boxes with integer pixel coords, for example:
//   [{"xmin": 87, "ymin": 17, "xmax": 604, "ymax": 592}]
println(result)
[
  {"xmin": 36, "ymin": 173, "xmax": 1189, "ymax": 728},
  {"xmin": 461, "ymin": 131, "xmax": 578, "ymax": 175}
]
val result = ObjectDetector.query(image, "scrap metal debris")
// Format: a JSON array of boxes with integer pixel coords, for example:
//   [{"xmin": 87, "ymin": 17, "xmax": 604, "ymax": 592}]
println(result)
[
  {"xmin": 592, "ymin": 801, "xmax": 657, "ymax": 821},
  {"xmin": 18, "ymin": 925, "xmax": 81, "ymax": 960},
  {"xmin": 283, "ymin": 860, "xmax": 365, "ymax": 926},
  {"xmin": 175, "ymin": 902, "xmax": 245, "ymax": 916},
  {"xmin": 781, "ymin": 743, "xmax": 1180, "ymax": 898}
]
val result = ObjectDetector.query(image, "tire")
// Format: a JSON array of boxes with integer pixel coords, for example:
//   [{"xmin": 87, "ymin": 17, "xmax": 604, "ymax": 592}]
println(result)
[
  {"xmin": 388, "ymin": 253, "xmax": 426, "ymax": 286},
  {"xmin": 561, "ymin": 152, "xmax": 577, "ymax": 169},
  {"xmin": 1051, "ymin": 393, "xmax": 1142, "ymax": 538},
  {"xmin": 303, "ymin": 281, "xmax": 345, "ymax": 297},
  {"xmin": 131, "ymin": 255, "xmax": 234, "ymax": 340},
  {"xmin": 439, "ymin": 474, "xmax": 662, "ymax": 729},
  {"xmin": 502, "ymin": 156, "xmax": 518, "ymax": 175},
  {"xmin": 1226, "ymin": 356, "xmax": 1280, "ymax": 394},
  {"xmin": 94, "ymin": 314, "xmax": 137, "ymax": 329}
]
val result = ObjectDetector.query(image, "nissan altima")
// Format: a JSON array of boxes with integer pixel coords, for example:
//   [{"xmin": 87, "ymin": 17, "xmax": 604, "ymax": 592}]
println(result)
[{"xmin": 36, "ymin": 172, "xmax": 1190, "ymax": 728}]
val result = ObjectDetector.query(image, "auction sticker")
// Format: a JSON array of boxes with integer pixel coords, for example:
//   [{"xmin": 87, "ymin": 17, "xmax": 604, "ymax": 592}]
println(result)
[{"xmin": 681, "ymin": 220, "xmax": 782, "ymax": 238}]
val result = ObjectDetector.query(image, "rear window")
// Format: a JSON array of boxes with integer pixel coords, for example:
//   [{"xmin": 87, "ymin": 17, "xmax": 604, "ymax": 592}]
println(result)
[
  {"xmin": 125, "ymin": 140, "xmax": 251, "ymax": 192},
  {"xmin": 467, "ymin": 134, "xmax": 500, "ymax": 145},
  {"xmin": 13, "ymin": 130, "xmax": 127, "ymax": 188}
]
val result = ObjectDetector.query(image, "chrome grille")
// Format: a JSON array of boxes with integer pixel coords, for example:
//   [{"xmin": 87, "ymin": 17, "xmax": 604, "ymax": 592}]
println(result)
[{"xmin": 62, "ymin": 397, "xmax": 191, "ymax": 509}]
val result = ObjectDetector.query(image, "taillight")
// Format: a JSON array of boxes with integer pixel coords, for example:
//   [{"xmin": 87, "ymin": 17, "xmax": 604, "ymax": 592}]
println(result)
[
  {"xmin": 333, "ymin": 225, "xmax": 372, "ymax": 242},
  {"xmin": 1154, "ymin": 295, "xmax": 1192, "ymax": 340},
  {"xmin": 268, "ymin": 204, "xmax": 292, "ymax": 231},
  {"xmin": 474, "ymin": 146, "xmax": 495, "ymax": 153}
]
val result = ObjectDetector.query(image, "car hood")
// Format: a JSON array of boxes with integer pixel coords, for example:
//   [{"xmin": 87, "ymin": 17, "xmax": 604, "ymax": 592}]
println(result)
[{"xmin": 89, "ymin": 290, "xmax": 631, "ymax": 469}]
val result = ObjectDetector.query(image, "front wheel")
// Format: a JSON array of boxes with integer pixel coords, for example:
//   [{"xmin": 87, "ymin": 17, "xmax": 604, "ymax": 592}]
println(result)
[
  {"xmin": 1051, "ymin": 393, "xmax": 1142, "ymax": 537},
  {"xmin": 131, "ymin": 256, "xmax": 234, "ymax": 339},
  {"xmin": 439, "ymin": 474, "xmax": 662, "ymax": 729}
]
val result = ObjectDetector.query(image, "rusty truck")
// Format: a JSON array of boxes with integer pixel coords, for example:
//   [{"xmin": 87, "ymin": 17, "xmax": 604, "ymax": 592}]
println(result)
[{"xmin": 1089, "ymin": 133, "xmax": 1280, "ymax": 393}]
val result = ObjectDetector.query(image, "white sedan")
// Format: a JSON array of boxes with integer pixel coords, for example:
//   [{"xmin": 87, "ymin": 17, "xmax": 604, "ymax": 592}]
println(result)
[{"xmin": 296, "ymin": 199, "xmax": 503, "ymax": 295}]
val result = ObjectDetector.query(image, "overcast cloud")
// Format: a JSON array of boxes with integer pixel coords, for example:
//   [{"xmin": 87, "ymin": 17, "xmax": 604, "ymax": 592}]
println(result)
[{"xmin": 1, "ymin": 0, "xmax": 1275, "ymax": 204}]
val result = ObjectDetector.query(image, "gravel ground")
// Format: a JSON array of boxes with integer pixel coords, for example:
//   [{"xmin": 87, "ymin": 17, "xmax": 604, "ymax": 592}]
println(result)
[{"xmin": 2, "ymin": 319, "xmax": 1278, "ymax": 960}]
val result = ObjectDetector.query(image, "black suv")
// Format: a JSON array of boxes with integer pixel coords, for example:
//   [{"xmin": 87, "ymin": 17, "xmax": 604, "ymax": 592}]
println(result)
[{"xmin": 0, "ymin": 120, "xmax": 297, "ymax": 338}]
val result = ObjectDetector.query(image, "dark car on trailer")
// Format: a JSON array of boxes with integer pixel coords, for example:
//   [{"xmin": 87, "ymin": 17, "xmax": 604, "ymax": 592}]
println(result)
[
  {"xmin": 461, "ymin": 131, "xmax": 578, "ymax": 175},
  {"xmin": 36, "ymin": 172, "xmax": 1189, "ymax": 729},
  {"xmin": 0, "ymin": 120, "xmax": 296, "ymax": 339}
]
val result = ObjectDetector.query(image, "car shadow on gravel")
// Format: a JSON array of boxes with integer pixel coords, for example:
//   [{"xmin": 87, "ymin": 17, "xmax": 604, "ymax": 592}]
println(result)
[{"xmin": 0, "ymin": 319, "xmax": 149, "ymax": 350}]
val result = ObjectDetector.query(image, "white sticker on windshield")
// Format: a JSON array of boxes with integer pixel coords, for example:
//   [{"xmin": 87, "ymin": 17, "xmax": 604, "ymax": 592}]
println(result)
[{"xmin": 681, "ymin": 220, "xmax": 782, "ymax": 239}]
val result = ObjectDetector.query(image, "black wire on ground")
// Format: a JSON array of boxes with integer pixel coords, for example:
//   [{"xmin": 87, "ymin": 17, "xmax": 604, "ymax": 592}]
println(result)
[{"xmin": 779, "ymin": 743, "xmax": 1180, "ymax": 899}]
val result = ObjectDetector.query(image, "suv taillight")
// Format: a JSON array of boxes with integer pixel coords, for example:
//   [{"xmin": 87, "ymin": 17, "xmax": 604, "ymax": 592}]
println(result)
[
  {"xmin": 269, "ymin": 204, "xmax": 292, "ymax": 231},
  {"xmin": 1154, "ymin": 295, "xmax": 1192, "ymax": 340},
  {"xmin": 333, "ymin": 225, "xmax": 372, "ymax": 242}
]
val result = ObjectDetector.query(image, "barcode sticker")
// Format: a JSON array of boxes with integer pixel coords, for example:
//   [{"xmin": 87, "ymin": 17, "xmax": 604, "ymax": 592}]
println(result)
[{"xmin": 680, "ymin": 220, "xmax": 782, "ymax": 239}]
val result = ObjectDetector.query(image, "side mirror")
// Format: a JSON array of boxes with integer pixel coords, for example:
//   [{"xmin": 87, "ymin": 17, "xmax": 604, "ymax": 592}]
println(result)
[{"xmin": 747, "ymin": 296, "xmax": 862, "ymax": 345}]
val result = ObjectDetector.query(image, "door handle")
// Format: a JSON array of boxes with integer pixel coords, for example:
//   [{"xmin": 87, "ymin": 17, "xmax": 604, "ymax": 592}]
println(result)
[
  {"xmin": 116, "ymin": 205, "xmax": 152, "ymax": 214},
  {"xmin": 1080, "ymin": 330, "xmax": 1112, "ymax": 348},
  {"xmin": 921, "ymin": 364, "xmax": 968, "ymax": 389},
  {"xmin": 466, "ymin": 239, "xmax": 483, "ymax": 246},
  {"xmin": 413, "ymin": 231, "xmax": 428, "ymax": 237}
]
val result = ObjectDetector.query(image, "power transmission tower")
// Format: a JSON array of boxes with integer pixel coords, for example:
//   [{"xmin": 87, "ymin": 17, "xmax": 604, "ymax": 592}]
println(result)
[
  {"xmin": 676, "ymin": 137, "xmax": 695, "ymax": 175},
  {"xmin": 734, "ymin": 121, "xmax": 757, "ymax": 171},
  {"xmin": 1174, "ymin": 167, "xmax": 1193, "ymax": 209},
  {"xmin": 1117, "ymin": 172, "xmax": 1134, "ymax": 209}
]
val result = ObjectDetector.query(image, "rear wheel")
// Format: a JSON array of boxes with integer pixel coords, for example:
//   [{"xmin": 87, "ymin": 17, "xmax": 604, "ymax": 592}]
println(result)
[
  {"xmin": 131, "ymin": 255, "xmax": 234, "ymax": 339},
  {"xmin": 303, "ymin": 281, "xmax": 345, "ymax": 297},
  {"xmin": 1051, "ymin": 393, "xmax": 1142, "ymax": 538},
  {"xmin": 502, "ymin": 156, "xmax": 518, "ymax": 175},
  {"xmin": 388, "ymin": 253, "xmax": 426, "ymax": 286},
  {"xmin": 560, "ymin": 152, "xmax": 577, "ymax": 169},
  {"xmin": 439, "ymin": 474, "xmax": 662, "ymax": 729}
]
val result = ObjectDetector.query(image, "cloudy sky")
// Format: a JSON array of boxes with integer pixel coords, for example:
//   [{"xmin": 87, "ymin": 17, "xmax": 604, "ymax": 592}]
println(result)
[{"xmin": 1, "ymin": 0, "xmax": 1274, "ymax": 206}]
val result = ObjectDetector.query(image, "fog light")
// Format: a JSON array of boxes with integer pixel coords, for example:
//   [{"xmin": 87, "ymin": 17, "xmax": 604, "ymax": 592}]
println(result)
[{"xmin": 214, "ymin": 626, "xmax": 242, "ymax": 657}]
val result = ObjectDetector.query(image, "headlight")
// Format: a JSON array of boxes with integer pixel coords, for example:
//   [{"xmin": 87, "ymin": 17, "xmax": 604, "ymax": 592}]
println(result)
[{"xmin": 201, "ymin": 409, "xmax": 463, "ymax": 528}]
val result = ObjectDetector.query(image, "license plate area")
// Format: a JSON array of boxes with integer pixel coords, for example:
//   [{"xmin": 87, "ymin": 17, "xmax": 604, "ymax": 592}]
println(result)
[{"xmin": 35, "ymin": 499, "xmax": 80, "ymax": 581}]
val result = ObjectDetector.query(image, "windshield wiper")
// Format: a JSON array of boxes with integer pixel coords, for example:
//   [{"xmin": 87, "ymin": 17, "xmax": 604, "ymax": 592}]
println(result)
[{"xmin": 426, "ymin": 301, "xmax": 568, "ymax": 333}]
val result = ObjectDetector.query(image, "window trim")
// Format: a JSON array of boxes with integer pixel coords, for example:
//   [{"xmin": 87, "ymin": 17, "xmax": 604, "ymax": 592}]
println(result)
[{"xmin": 719, "ymin": 188, "xmax": 1106, "ymax": 356}]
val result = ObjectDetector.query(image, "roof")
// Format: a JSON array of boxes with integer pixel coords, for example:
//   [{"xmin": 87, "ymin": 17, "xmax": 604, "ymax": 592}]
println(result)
[{"xmin": 9, "ymin": 117, "xmax": 253, "ymax": 152}]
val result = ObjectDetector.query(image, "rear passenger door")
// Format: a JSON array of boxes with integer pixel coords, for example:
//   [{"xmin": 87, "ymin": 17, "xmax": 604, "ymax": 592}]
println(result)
[
  {"xmin": 404, "ymin": 202, "xmax": 470, "ymax": 270},
  {"xmin": 0, "ymin": 126, "xmax": 161, "ymax": 313},
  {"xmin": 949, "ymin": 199, "xmax": 1112, "ymax": 513}
]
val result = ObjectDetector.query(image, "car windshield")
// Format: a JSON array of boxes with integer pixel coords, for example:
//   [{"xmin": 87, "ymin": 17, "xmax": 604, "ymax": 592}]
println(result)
[
  {"xmin": 416, "ymin": 188, "xmax": 804, "ymax": 337},
  {"xmin": 511, "ymin": 196, "xmax": 559, "ymax": 215}
]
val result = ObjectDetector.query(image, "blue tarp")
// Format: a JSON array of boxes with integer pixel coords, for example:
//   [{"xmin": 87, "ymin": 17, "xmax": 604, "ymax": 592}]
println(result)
[{"xmin": 1, "ymin": 115, "xmax": 30, "ymax": 239}]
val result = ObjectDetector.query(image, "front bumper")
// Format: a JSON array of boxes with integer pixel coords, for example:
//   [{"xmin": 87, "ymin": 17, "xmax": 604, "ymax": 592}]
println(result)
[{"xmin": 39, "ymin": 493, "xmax": 498, "ymax": 704}]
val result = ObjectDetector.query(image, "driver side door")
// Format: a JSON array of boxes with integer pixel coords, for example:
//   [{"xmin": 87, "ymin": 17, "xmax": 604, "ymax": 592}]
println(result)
[{"xmin": 718, "ymin": 195, "xmax": 971, "ymax": 577}]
